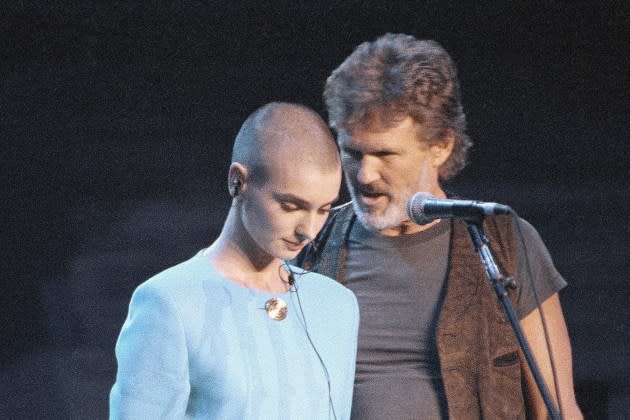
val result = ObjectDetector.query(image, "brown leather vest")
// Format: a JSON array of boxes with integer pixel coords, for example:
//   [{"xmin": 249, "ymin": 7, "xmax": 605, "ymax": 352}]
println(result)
[{"xmin": 296, "ymin": 203, "xmax": 526, "ymax": 419}]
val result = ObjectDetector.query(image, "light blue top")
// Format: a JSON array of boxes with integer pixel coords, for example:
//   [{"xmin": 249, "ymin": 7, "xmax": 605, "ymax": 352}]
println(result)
[{"xmin": 110, "ymin": 250, "xmax": 359, "ymax": 420}]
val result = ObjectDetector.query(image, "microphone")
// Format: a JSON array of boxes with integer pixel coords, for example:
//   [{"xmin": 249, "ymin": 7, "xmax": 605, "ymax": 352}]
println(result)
[{"xmin": 407, "ymin": 192, "xmax": 512, "ymax": 225}]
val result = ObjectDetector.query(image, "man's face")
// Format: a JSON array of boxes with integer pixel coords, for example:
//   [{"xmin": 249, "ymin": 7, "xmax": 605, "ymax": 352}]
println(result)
[
  {"xmin": 338, "ymin": 116, "xmax": 444, "ymax": 234},
  {"xmin": 241, "ymin": 162, "xmax": 341, "ymax": 260}
]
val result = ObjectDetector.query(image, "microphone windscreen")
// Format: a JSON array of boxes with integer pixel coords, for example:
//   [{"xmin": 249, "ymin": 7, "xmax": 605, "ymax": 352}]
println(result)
[{"xmin": 407, "ymin": 192, "xmax": 434, "ymax": 225}]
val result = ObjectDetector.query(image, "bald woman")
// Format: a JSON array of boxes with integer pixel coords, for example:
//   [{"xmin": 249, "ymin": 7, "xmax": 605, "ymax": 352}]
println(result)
[{"xmin": 110, "ymin": 103, "xmax": 359, "ymax": 419}]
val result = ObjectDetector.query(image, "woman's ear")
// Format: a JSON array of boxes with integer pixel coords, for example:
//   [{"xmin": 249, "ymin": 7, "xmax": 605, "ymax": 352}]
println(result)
[
  {"xmin": 227, "ymin": 162, "xmax": 248, "ymax": 197},
  {"xmin": 430, "ymin": 131, "xmax": 455, "ymax": 168}
]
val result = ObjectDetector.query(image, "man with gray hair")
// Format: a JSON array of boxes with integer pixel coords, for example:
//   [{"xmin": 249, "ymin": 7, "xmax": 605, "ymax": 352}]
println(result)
[{"xmin": 297, "ymin": 34, "xmax": 582, "ymax": 419}]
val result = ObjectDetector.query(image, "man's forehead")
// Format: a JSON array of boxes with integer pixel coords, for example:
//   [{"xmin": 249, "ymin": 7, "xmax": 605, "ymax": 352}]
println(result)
[
  {"xmin": 341, "ymin": 118, "xmax": 419, "ymax": 144},
  {"xmin": 345, "ymin": 108, "xmax": 412, "ymax": 131},
  {"xmin": 350, "ymin": 115, "xmax": 418, "ymax": 133}
]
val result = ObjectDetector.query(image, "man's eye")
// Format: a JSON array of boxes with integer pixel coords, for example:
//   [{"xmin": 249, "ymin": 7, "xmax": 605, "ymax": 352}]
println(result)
[{"xmin": 374, "ymin": 151, "xmax": 394, "ymax": 157}]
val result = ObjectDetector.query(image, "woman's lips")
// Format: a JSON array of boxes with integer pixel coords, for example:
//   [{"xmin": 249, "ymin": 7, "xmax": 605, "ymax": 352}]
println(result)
[{"xmin": 283, "ymin": 239, "xmax": 306, "ymax": 251}]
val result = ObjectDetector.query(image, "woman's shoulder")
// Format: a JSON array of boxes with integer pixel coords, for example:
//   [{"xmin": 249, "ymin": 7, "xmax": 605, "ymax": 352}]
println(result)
[
  {"xmin": 289, "ymin": 265, "xmax": 357, "ymax": 306},
  {"xmin": 132, "ymin": 250, "xmax": 214, "ymax": 306}
]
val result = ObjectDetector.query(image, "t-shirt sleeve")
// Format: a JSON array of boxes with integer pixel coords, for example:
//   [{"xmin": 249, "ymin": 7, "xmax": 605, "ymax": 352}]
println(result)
[
  {"xmin": 109, "ymin": 282, "xmax": 190, "ymax": 419},
  {"xmin": 513, "ymin": 217, "xmax": 568, "ymax": 319}
]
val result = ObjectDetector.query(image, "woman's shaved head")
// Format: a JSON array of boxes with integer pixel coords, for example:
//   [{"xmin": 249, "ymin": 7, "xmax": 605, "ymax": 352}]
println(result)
[{"xmin": 231, "ymin": 102, "xmax": 340, "ymax": 186}]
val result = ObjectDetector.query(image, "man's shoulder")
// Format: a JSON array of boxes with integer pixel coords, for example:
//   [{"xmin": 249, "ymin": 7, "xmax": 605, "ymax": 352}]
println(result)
[
  {"xmin": 292, "ymin": 202, "xmax": 355, "ymax": 272},
  {"xmin": 329, "ymin": 201, "xmax": 354, "ymax": 219},
  {"xmin": 319, "ymin": 201, "xmax": 355, "ymax": 243}
]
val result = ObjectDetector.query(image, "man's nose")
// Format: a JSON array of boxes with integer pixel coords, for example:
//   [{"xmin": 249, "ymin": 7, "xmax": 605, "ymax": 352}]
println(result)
[{"xmin": 356, "ymin": 155, "xmax": 381, "ymax": 185}]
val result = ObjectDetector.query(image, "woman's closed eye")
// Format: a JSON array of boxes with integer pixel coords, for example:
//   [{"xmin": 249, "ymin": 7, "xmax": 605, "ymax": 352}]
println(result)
[{"xmin": 280, "ymin": 201, "xmax": 300, "ymax": 212}]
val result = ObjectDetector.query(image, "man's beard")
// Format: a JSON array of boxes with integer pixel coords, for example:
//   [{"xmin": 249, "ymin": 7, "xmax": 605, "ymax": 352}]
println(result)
[{"xmin": 347, "ymin": 180, "xmax": 410, "ymax": 232}]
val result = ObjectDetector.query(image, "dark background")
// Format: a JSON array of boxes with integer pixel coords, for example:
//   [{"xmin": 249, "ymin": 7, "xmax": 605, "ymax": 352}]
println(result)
[{"xmin": 2, "ymin": 1, "xmax": 628, "ymax": 418}]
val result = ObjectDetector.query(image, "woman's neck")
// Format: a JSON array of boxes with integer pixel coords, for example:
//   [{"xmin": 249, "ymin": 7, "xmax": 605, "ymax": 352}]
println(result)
[{"xmin": 204, "ymin": 236, "xmax": 290, "ymax": 293}]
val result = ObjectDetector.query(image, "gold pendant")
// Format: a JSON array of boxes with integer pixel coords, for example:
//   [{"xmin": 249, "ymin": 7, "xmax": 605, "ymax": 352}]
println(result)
[{"xmin": 264, "ymin": 297, "xmax": 288, "ymax": 321}]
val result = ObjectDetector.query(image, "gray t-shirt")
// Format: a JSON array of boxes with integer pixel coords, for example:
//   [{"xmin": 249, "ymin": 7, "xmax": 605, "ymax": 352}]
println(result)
[{"xmin": 344, "ymin": 218, "xmax": 567, "ymax": 420}]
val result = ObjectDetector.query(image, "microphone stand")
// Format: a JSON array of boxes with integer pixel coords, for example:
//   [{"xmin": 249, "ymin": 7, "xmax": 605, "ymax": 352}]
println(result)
[{"xmin": 464, "ymin": 215, "xmax": 561, "ymax": 420}]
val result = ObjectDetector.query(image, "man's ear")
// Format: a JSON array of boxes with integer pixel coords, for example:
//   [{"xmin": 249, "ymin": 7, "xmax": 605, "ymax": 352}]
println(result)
[
  {"xmin": 227, "ymin": 162, "xmax": 248, "ymax": 197},
  {"xmin": 430, "ymin": 131, "xmax": 455, "ymax": 168}
]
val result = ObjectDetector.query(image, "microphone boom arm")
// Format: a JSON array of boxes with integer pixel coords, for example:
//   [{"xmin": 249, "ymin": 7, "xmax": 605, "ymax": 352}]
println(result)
[{"xmin": 465, "ymin": 217, "xmax": 561, "ymax": 420}]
